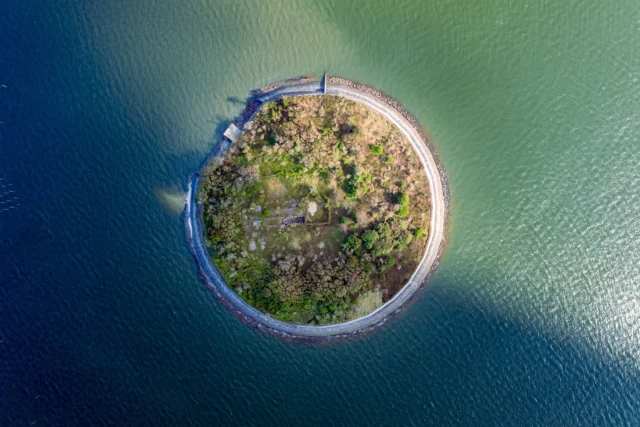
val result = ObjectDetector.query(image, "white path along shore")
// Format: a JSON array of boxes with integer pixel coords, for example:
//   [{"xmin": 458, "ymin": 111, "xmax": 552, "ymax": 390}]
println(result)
[{"xmin": 185, "ymin": 79, "xmax": 447, "ymax": 339}]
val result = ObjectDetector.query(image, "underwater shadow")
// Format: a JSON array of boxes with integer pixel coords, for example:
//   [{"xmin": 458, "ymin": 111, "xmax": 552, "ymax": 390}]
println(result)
[{"xmin": 337, "ymin": 283, "xmax": 640, "ymax": 426}]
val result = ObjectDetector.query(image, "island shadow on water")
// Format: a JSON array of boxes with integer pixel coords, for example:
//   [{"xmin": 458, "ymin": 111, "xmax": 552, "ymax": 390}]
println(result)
[{"xmin": 186, "ymin": 75, "xmax": 449, "ymax": 340}]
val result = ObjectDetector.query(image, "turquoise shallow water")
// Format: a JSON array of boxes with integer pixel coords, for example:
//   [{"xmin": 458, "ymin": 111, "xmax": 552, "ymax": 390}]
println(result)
[{"xmin": 1, "ymin": 0, "xmax": 639, "ymax": 425}]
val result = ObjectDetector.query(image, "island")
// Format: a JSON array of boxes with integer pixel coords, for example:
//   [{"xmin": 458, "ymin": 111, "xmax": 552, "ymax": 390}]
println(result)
[{"xmin": 186, "ymin": 76, "xmax": 447, "ymax": 338}]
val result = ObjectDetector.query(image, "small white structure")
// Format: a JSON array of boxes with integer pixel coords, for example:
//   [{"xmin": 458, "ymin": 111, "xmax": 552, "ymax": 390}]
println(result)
[
  {"xmin": 223, "ymin": 123, "xmax": 242, "ymax": 142},
  {"xmin": 307, "ymin": 201, "xmax": 318, "ymax": 216}
]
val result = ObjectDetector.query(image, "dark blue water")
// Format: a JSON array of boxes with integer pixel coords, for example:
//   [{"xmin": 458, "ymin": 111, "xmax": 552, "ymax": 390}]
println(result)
[{"xmin": 2, "ymin": 1, "xmax": 639, "ymax": 425}]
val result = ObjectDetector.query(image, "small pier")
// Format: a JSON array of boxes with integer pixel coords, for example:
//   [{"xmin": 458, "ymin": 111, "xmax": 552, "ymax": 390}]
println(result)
[{"xmin": 223, "ymin": 123, "xmax": 241, "ymax": 142}]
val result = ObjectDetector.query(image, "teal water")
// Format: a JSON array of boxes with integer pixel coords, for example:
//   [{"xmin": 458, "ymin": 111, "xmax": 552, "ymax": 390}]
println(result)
[{"xmin": 1, "ymin": 0, "xmax": 639, "ymax": 424}]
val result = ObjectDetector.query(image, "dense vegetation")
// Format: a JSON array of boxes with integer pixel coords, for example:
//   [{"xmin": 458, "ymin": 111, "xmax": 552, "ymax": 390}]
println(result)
[{"xmin": 198, "ymin": 95, "xmax": 430, "ymax": 324}]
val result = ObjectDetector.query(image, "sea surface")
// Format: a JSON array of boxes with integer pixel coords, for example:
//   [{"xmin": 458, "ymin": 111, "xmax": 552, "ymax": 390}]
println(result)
[{"xmin": 1, "ymin": 1, "xmax": 639, "ymax": 425}]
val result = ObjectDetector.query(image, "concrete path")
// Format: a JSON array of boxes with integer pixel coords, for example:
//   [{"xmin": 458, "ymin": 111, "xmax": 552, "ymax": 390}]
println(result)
[{"xmin": 185, "ymin": 80, "xmax": 447, "ymax": 339}]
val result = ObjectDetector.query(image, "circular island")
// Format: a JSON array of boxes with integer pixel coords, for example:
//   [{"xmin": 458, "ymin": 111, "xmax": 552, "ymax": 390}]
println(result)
[{"xmin": 185, "ymin": 76, "xmax": 447, "ymax": 339}]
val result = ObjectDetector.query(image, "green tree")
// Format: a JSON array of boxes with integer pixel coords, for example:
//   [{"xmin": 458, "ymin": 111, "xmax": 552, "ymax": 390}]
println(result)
[
  {"xmin": 342, "ymin": 234, "xmax": 363, "ymax": 256},
  {"xmin": 361, "ymin": 230, "xmax": 380, "ymax": 250}
]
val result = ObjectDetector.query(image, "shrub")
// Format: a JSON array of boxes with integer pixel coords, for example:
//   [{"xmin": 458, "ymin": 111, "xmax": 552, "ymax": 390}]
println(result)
[
  {"xmin": 341, "ymin": 123, "xmax": 360, "ymax": 136},
  {"xmin": 340, "ymin": 216, "xmax": 354, "ymax": 226},
  {"xmin": 343, "ymin": 170, "xmax": 368, "ymax": 199},
  {"xmin": 372, "ymin": 242, "xmax": 394, "ymax": 257},
  {"xmin": 385, "ymin": 156, "xmax": 393, "ymax": 164},
  {"xmin": 369, "ymin": 144, "xmax": 383, "ymax": 155},
  {"xmin": 375, "ymin": 222, "xmax": 392, "ymax": 238},
  {"xmin": 397, "ymin": 205, "xmax": 409, "ymax": 217},
  {"xmin": 413, "ymin": 228, "xmax": 425, "ymax": 238},
  {"xmin": 398, "ymin": 231, "xmax": 413, "ymax": 245},
  {"xmin": 385, "ymin": 256, "xmax": 396, "ymax": 266},
  {"xmin": 343, "ymin": 178, "xmax": 359, "ymax": 198},
  {"xmin": 342, "ymin": 234, "xmax": 363, "ymax": 255},
  {"xmin": 370, "ymin": 223, "xmax": 395, "ymax": 256},
  {"xmin": 400, "ymin": 182, "xmax": 408, "ymax": 190},
  {"xmin": 262, "ymin": 209, "xmax": 271, "ymax": 218},
  {"xmin": 397, "ymin": 192, "xmax": 410, "ymax": 207},
  {"xmin": 361, "ymin": 230, "xmax": 380, "ymax": 250},
  {"xmin": 318, "ymin": 303, "xmax": 328, "ymax": 315}
]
